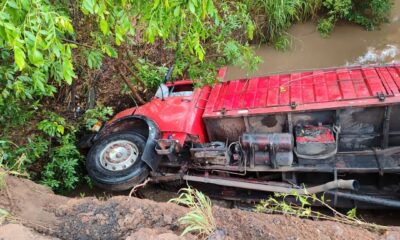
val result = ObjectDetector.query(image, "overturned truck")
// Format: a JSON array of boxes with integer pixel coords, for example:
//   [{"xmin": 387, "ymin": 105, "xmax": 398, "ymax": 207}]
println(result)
[{"xmin": 83, "ymin": 64, "xmax": 400, "ymax": 208}]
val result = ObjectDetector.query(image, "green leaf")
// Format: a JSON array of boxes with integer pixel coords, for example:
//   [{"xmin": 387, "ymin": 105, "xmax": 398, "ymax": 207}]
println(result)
[
  {"xmin": 32, "ymin": 69, "xmax": 46, "ymax": 93},
  {"xmin": 188, "ymin": 1, "xmax": 196, "ymax": 14},
  {"xmin": 28, "ymin": 49, "xmax": 44, "ymax": 66},
  {"xmin": 347, "ymin": 208, "xmax": 357, "ymax": 219},
  {"xmin": 99, "ymin": 18, "xmax": 109, "ymax": 35},
  {"xmin": 57, "ymin": 125, "xmax": 64, "ymax": 135},
  {"xmin": 87, "ymin": 50, "xmax": 103, "ymax": 69},
  {"xmin": 7, "ymin": 1, "xmax": 18, "ymax": 9},
  {"xmin": 102, "ymin": 45, "xmax": 118, "ymax": 58},
  {"xmin": 62, "ymin": 59, "xmax": 75, "ymax": 85},
  {"xmin": 247, "ymin": 21, "xmax": 254, "ymax": 40},
  {"xmin": 13, "ymin": 46, "xmax": 25, "ymax": 70},
  {"xmin": 174, "ymin": 7, "xmax": 180, "ymax": 17},
  {"xmin": 81, "ymin": 0, "xmax": 95, "ymax": 14}
]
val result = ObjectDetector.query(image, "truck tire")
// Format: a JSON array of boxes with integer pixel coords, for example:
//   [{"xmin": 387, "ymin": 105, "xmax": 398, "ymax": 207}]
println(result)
[{"xmin": 86, "ymin": 131, "xmax": 149, "ymax": 191}]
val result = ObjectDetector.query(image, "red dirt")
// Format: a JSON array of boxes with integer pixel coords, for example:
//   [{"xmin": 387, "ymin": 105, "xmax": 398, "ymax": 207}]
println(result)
[{"xmin": 0, "ymin": 174, "xmax": 400, "ymax": 240}]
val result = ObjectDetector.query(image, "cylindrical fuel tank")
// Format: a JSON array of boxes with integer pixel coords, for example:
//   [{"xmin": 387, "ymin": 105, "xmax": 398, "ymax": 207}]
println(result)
[
  {"xmin": 254, "ymin": 151, "xmax": 293, "ymax": 166},
  {"xmin": 240, "ymin": 133, "xmax": 294, "ymax": 151}
]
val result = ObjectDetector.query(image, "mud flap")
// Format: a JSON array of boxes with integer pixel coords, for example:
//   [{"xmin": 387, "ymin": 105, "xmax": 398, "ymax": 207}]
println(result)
[{"xmin": 140, "ymin": 117, "xmax": 162, "ymax": 171}]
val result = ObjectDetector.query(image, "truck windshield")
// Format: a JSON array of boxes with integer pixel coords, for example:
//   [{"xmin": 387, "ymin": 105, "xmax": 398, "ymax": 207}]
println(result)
[{"xmin": 155, "ymin": 83, "xmax": 193, "ymax": 99}]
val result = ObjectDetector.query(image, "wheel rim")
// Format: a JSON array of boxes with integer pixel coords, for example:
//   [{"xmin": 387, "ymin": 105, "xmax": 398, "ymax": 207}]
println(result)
[{"xmin": 99, "ymin": 140, "xmax": 139, "ymax": 171}]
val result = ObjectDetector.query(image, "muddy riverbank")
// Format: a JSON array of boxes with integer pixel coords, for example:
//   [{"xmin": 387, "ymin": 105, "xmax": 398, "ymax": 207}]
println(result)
[{"xmin": 2, "ymin": 175, "xmax": 400, "ymax": 240}]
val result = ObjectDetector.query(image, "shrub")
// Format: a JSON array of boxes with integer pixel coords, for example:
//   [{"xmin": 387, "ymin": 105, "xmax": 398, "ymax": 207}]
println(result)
[
  {"xmin": 274, "ymin": 34, "xmax": 292, "ymax": 51},
  {"xmin": 348, "ymin": 0, "xmax": 393, "ymax": 30},
  {"xmin": 83, "ymin": 106, "xmax": 114, "ymax": 131},
  {"xmin": 41, "ymin": 132, "xmax": 82, "ymax": 193},
  {"xmin": 316, "ymin": 0, "xmax": 392, "ymax": 36},
  {"xmin": 317, "ymin": 17, "xmax": 336, "ymax": 37},
  {"xmin": 37, "ymin": 112, "xmax": 82, "ymax": 193}
]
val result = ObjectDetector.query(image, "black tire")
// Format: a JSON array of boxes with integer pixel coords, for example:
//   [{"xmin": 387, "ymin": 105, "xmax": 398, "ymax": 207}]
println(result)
[{"xmin": 86, "ymin": 131, "xmax": 149, "ymax": 191}]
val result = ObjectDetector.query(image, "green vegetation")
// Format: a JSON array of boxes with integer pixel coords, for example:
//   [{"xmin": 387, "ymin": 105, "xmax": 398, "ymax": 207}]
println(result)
[
  {"xmin": 170, "ymin": 187, "xmax": 216, "ymax": 238},
  {"xmin": 0, "ymin": 111, "xmax": 82, "ymax": 193},
  {"xmin": 255, "ymin": 191, "xmax": 386, "ymax": 231},
  {"xmin": 247, "ymin": 0, "xmax": 391, "ymax": 44},
  {"xmin": 0, "ymin": 0, "xmax": 393, "ymax": 193},
  {"xmin": 83, "ymin": 106, "xmax": 113, "ymax": 131},
  {"xmin": 317, "ymin": 0, "xmax": 392, "ymax": 37},
  {"xmin": 0, "ymin": 208, "xmax": 10, "ymax": 223},
  {"xmin": 170, "ymin": 186, "xmax": 385, "ymax": 238},
  {"xmin": 38, "ymin": 112, "xmax": 82, "ymax": 192}
]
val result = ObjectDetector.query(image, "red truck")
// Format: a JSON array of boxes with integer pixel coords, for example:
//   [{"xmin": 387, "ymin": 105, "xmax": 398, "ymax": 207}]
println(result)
[{"xmin": 84, "ymin": 64, "xmax": 400, "ymax": 208}]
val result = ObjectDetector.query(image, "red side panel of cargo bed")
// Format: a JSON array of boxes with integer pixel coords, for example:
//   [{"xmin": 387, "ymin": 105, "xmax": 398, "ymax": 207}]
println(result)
[{"xmin": 203, "ymin": 65, "xmax": 400, "ymax": 118}]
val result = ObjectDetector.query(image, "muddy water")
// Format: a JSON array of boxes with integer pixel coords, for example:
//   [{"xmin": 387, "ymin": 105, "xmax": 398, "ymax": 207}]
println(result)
[{"xmin": 226, "ymin": 0, "xmax": 400, "ymax": 80}]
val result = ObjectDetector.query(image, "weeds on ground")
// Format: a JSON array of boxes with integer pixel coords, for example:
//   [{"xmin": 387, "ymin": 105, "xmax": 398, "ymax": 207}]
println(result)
[
  {"xmin": 0, "ymin": 171, "xmax": 7, "ymax": 189},
  {"xmin": 170, "ymin": 187, "xmax": 216, "ymax": 239},
  {"xmin": 96, "ymin": 192, "xmax": 113, "ymax": 201},
  {"xmin": 0, "ymin": 208, "xmax": 10, "ymax": 224},
  {"xmin": 255, "ymin": 191, "xmax": 386, "ymax": 232}
]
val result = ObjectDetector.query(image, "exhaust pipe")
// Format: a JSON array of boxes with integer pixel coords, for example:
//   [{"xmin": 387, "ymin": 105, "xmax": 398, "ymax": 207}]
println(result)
[{"xmin": 182, "ymin": 175, "xmax": 359, "ymax": 194}]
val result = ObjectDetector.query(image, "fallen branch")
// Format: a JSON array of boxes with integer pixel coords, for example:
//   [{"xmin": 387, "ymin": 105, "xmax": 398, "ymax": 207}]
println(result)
[
  {"xmin": 119, "ymin": 60, "xmax": 146, "ymax": 89},
  {"xmin": 128, "ymin": 178, "xmax": 151, "ymax": 197},
  {"xmin": 116, "ymin": 66, "xmax": 146, "ymax": 105}
]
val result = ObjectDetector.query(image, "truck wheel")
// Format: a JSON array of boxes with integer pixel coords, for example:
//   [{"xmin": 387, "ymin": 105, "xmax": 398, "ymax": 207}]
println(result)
[{"xmin": 86, "ymin": 131, "xmax": 149, "ymax": 191}]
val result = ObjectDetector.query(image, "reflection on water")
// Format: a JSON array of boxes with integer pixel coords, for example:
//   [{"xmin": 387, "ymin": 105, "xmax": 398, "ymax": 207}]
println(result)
[
  {"xmin": 226, "ymin": 0, "xmax": 400, "ymax": 79},
  {"xmin": 347, "ymin": 44, "xmax": 399, "ymax": 65}
]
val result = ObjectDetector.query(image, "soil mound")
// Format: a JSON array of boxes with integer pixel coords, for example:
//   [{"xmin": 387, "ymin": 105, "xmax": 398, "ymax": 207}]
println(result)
[{"xmin": 0, "ymin": 175, "xmax": 400, "ymax": 240}]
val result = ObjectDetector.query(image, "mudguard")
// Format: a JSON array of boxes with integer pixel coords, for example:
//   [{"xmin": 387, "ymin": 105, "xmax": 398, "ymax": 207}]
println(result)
[
  {"xmin": 137, "ymin": 116, "xmax": 162, "ymax": 171},
  {"xmin": 91, "ymin": 115, "xmax": 162, "ymax": 171}
]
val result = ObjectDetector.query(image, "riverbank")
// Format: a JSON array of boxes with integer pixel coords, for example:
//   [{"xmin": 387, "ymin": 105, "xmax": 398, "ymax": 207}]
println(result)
[{"xmin": 1, "ymin": 174, "xmax": 400, "ymax": 240}]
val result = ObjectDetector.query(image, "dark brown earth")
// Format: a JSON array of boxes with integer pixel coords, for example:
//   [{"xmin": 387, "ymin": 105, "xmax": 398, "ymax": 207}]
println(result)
[{"xmin": 1, "ymin": 174, "xmax": 400, "ymax": 240}]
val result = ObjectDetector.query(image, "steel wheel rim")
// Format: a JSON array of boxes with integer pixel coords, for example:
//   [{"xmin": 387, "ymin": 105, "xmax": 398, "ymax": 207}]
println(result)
[{"xmin": 99, "ymin": 140, "xmax": 139, "ymax": 171}]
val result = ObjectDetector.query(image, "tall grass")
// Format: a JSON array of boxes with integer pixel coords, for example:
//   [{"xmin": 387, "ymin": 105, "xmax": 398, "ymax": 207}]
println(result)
[
  {"xmin": 170, "ymin": 187, "xmax": 216, "ymax": 239},
  {"xmin": 244, "ymin": 0, "xmax": 322, "ymax": 48}
]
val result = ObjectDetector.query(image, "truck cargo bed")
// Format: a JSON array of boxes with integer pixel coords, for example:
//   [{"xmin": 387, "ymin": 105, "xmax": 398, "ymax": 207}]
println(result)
[
  {"xmin": 202, "ymin": 65, "xmax": 400, "ymax": 149},
  {"xmin": 204, "ymin": 65, "xmax": 400, "ymax": 117}
]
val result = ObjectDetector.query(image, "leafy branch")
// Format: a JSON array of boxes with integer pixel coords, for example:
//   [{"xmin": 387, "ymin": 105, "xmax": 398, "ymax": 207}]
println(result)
[{"xmin": 255, "ymin": 191, "xmax": 387, "ymax": 232}]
